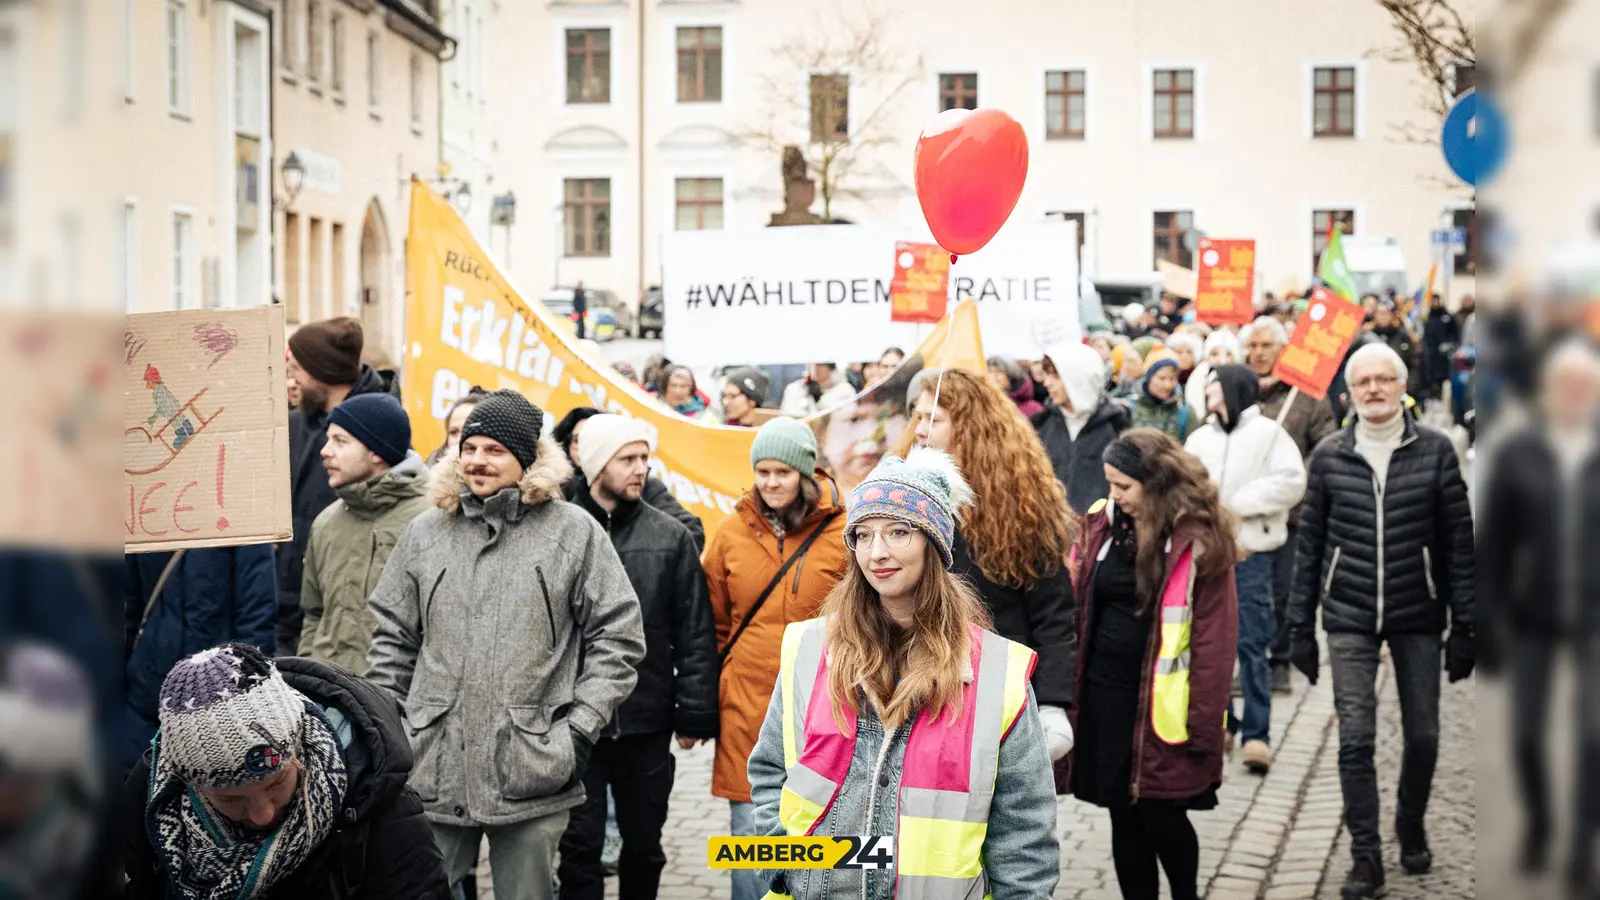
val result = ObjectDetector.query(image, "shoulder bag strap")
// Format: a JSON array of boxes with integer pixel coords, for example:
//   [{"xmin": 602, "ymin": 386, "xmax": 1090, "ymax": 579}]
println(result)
[
  {"xmin": 130, "ymin": 550, "xmax": 187, "ymax": 656},
  {"xmin": 719, "ymin": 510, "xmax": 842, "ymax": 665}
]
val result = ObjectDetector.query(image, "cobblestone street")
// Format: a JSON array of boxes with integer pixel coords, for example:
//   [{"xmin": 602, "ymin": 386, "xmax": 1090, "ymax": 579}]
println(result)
[{"xmin": 472, "ymin": 646, "xmax": 1476, "ymax": 900}]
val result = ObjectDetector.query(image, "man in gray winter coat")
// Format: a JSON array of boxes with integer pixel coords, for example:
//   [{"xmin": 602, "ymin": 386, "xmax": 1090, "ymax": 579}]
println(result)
[{"xmin": 367, "ymin": 389, "xmax": 646, "ymax": 900}]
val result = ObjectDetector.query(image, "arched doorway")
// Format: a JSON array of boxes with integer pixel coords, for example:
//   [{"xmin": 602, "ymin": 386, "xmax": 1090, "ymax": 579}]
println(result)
[{"xmin": 358, "ymin": 199, "xmax": 390, "ymax": 347}]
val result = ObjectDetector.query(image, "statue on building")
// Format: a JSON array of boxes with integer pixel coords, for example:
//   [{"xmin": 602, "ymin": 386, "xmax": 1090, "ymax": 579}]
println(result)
[{"xmin": 769, "ymin": 145, "xmax": 822, "ymax": 226}]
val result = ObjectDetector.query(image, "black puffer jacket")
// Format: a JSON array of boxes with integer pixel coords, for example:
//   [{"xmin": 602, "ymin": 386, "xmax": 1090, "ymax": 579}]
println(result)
[
  {"xmin": 1289, "ymin": 415, "xmax": 1474, "ymax": 636},
  {"xmin": 1479, "ymin": 426, "xmax": 1600, "ymax": 637},
  {"xmin": 124, "ymin": 657, "xmax": 449, "ymax": 899},
  {"xmin": 574, "ymin": 483, "xmax": 720, "ymax": 738},
  {"xmin": 1032, "ymin": 401, "xmax": 1131, "ymax": 514},
  {"xmin": 277, "ymin": 366, "xmax": 393, "ymax": 655},
  {"xmin": 952, "ymin": 533, "xmax": 1078, "ymax": 708}
]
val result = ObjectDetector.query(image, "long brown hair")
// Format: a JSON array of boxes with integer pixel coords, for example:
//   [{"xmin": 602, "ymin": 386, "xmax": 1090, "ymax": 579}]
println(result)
[
  {"xmin": 819, "ymin": 541, "xmax": 993, "ymax": 731},
  {"xmin": 1104, "ymin": 428, "xmax": 1239, "ymax": 613},
  {"xmin": 751, "ymin": 474, "xmax": 822, "ymax": 534},
  {"xmin": 891, "ymin": 369, "xmax": 1077, "ymax": 589}
]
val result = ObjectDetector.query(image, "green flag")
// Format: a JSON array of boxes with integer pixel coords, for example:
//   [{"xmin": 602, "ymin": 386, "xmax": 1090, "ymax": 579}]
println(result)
[{"xmin": 1317, "ymin": 224, "xmax": 1358, "ymax": 301}]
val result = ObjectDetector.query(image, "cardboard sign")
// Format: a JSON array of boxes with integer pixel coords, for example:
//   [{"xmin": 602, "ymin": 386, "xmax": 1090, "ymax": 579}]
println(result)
[
  {"xmin": 404, "ymin": 182, "xmax": 987, "ymax": 536},
  {"xmin": 124, "ymin": 306, "xmax": 292, "ymax": 552},
  {"xmin": 889, "ymin": 242, "xmax": 950, "ymax": 324},
  {"xmin": 1194, "ymin": 239, "xmax": 1256, "ymax": 325},
  {"xmin": 1271, "ymin": 287, "xmax": 1365, "ymax": 400}
]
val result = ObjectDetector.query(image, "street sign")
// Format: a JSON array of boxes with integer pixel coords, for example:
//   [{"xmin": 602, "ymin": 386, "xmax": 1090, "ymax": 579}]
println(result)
[
  {"xmin": 1431, "ymin": 228, "xmax": 1466, "ymax": 247},
  {"xmin": 1441, "ymin": 90, "xmax": 1508, "ymax": 187}
]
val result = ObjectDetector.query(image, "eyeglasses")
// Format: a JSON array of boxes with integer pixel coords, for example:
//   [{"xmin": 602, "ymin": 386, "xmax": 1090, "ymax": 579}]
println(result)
[{"xmin": 843, "ymin": 522, "xmax": 918, "ymax": 551}]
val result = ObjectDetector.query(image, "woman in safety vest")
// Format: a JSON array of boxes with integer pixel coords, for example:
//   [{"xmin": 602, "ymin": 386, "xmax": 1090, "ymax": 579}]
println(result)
[
  {"xmin": 746, "ymin": 447, "xmax": 1061, "ymax": 900},
  {"xmin": 1069, "ymin": 428, "xmax": 1240, "ymax": 900}
]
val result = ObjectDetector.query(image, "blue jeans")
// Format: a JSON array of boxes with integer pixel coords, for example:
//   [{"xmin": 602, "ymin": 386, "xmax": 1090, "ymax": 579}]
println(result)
[
  {"xmin": 729, "ymin": 801, "xmax": 764, "ymax": 900},
  {"xmin": 1230, "ymin": 552, "xmax": 1276, "ymax": 744}
]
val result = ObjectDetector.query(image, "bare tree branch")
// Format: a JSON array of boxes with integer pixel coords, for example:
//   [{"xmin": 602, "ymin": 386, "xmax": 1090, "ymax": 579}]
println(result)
[{"xmin": 736, "ymin": 6, "xmax": 924, "ymax": 223}]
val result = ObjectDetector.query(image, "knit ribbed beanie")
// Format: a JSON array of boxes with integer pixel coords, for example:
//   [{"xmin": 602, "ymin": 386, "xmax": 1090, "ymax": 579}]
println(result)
[
  {"xmin": 578, "ymin": 414, "xmax": 656, "ymax": 483},
  {"xmin": 749, "ymin": 417, "xmax": 817, "ymax": 475},
  {"xmin": 328, "ymin": 393, "xmax": 411, "ymax": 466},
  {"xmin": 157, "ymin": 643, "xmax": 306, "ymax": 788},
  {"xmin": 288, "ymin": 317, "xmax": 364, "ymax": 386}
]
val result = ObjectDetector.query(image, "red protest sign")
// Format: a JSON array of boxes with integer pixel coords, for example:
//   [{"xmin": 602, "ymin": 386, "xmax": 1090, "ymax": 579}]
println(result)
[
  {"xmin": 1194, "ymin": 238, "xmax": 1255, "ymax": 325},
  {"xmin": 1271, "ymin": 287, "xmax": 1365, "ymax": 400},
  {"xmin": 890, "ymin": 241, "xmax": 950, "ymax": 324}
]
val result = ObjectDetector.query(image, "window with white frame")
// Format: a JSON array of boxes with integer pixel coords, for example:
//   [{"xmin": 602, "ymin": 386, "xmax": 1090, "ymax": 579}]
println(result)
[
  {"xmin": 1312, "ymin": 66, "xmax": 1356, "ymax": 137},
  {"xmin": 281, "ymin": 0, "xmax": 300, "ymax": 76},
  {"xmin": 123, "ymin": 0, "xmax": 135, "ymax": 102},
  {"xmin": 409, "ymin": 53, "xmax": 423, "ymax": 130},
  {"xmin": 306, "ymin": 0, "xmax": 322, "ymax": 88},
  {"xmin": 367, "ymin": 30, "xmax": 380, "ymax": 113},
  {"xmin": 165, "ymin": 0, "xmax": 188, "ymax": 116},
  {"xmin": 329, "ymin": 11, "xmax": 344, "ymax": 96},
  {"xmin": 172, "ymin": 210, "xmax": 194, "ymax": 310}
]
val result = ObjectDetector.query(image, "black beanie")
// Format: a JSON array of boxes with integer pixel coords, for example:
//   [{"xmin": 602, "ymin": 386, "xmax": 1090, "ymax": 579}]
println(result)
[
  {"xmin": 459, "ymin": 390, "xmax": 545, "ymax": 469},
  {"xmin": 327, "ymin": 394, "xmax": 411, "ymax": 466},
  {"xmin": 1210, "ymin": 364, "xmax": 1261, "ymax": 433},
  {"xmin": 724, "ymin": 367, "xmax": 769, "ymax": 406},
  {"xmin": 288, "ymin": 317, "xmax": 364, "ymax": 386},
  {"xmin": 552, "ymin": 407, "xmax": 602, "ymax": 458}
]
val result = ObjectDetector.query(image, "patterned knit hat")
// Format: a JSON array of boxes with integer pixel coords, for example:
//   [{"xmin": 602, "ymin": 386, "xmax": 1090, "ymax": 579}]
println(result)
[
  {"xmin": 846, "ymin": 447, "xmax": 973, "ymax": 568},
  {"xmin": 157, "ymin": 643, "xmax": 307, "ymax": 788}
]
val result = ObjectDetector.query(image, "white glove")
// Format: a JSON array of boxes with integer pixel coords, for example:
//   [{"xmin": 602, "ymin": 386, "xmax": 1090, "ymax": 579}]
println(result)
[{"xmin": 1038, "ymin": 705, "xmax": 1074, "ymax": 761}]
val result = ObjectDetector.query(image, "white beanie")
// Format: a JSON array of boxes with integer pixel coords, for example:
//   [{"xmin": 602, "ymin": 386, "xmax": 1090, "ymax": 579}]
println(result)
[{"xmin": 578, "ymin": 414, "xmax": 656, "ymax": 483}]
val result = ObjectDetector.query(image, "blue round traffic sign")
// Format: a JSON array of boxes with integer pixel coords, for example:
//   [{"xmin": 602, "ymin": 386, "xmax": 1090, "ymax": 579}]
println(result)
[{"xmin": 1441, "ymin": 90, "xmax": 1507, "ymax": 187}]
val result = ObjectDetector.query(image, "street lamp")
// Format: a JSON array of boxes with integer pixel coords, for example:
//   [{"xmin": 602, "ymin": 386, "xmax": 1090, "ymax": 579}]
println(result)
[{"xmin": 280, "ymin": 152, "xmax": 306, "ymax": 211}]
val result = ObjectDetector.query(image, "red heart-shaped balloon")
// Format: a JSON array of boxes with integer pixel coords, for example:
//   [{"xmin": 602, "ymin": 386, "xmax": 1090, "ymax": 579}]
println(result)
[{"xmin": 914, "ymin": 108, "xmax": 1030, "ymax": 257}]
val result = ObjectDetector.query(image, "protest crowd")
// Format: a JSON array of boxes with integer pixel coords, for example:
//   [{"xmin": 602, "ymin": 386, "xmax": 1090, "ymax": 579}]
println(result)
[{"xmin": 90, "ymin": 256, "xmax": 1544, "ymax": 900}]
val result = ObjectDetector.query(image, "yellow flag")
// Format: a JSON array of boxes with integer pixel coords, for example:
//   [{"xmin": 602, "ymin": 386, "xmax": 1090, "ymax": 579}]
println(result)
[{"xmin": 403, "ymin": 181, "xmax": 984, "ymax": 538}]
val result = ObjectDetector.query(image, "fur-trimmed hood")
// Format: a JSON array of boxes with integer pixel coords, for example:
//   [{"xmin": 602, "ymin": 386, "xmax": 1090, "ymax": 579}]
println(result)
[{"xmin": 429, "ymin": 434, "xmax": 574, "ymax": 514}]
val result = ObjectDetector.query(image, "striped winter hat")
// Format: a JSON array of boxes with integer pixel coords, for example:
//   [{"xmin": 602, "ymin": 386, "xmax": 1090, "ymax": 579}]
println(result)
[
  {"xmin": 846, "ymin": 447, "xmax": 973, "ymax": 568},
  {"xmin": 157, "ymin": 643, "xmax": 307, "ymax": 788}
]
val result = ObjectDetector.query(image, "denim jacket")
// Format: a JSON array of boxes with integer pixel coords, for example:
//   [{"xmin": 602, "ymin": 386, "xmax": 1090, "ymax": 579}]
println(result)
[{"xmin": 747, "ymin": 679, "xmax": 1060, "ymax": 900}]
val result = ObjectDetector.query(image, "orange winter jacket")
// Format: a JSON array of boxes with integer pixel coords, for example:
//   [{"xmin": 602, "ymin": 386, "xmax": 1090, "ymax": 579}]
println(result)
[{"xmin": 703, "ymin": 472, "xmax": 850, "ymax": 802}]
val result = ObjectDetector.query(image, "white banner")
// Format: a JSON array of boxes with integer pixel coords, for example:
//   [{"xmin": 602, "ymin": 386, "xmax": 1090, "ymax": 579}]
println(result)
[{"xmin": 660, "ymin": 222, "xmax": 1080, "ymax": 365}]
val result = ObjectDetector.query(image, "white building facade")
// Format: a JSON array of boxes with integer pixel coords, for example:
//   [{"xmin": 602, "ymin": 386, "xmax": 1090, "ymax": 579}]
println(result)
[{"xmin": 481, "ymin": 0, "xmax": 1479, "ymax": 323}]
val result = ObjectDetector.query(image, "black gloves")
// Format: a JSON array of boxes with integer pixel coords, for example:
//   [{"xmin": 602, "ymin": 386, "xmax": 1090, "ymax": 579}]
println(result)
[
  {"xmin": 1445, "ymin": 628, "xmax": 1476, "ymax": 683},
  {"xmin": 1289, "ymin": 628, "xmax": 1319, "ymax": 686},
  {"xmin": 567, "ymin": 726, "xmax": 594, "ymax": 788}
]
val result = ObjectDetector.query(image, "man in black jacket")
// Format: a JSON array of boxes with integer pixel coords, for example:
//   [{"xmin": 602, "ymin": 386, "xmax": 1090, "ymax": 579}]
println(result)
[
  {"xmin": 557, "ymin": 414, "xmax": 719, "ymax": 900},
  {"xmin": 124, "ymin": 643, "xmax": 449, "ymax": 899},
  {"xmin": 1287, "ymin": 343, "xmax": 1474, "ymax": 900},
  {"xmin": 1478, "ymin": 337, "xmax": 1600, "ymax": 890},
  {"xmin": 279, "ymin": 317, "xmax": 391, "ymax": 655},
  {"xmin": 553, "ymin": 406, "xmax": 706, "ymax": 550}
]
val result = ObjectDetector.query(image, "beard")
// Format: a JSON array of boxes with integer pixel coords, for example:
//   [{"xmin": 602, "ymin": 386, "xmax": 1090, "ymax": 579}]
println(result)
[{"xmin": 298, "ymin": 384, "xmax": 329, "ymax": 416}]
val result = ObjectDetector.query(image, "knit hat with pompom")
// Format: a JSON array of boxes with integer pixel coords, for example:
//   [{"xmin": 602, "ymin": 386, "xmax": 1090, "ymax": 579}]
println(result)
[
  {"xmin": 156, "ymin": 643, "xmax": 306, "ymax": 788},
  {"xmin": 846, "ymin": 447, "xmax": 973, "ymax": 569}
]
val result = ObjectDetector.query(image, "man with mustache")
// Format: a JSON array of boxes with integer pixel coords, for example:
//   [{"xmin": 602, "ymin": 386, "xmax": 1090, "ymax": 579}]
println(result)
[
  {"xmin": 368, "ymin": 389, "xmax": 645, "ymax": 900},
  {"xmin": 556, "ymin": 414, "xmax": 718, "ymax": 900},
  {"xmin": 279, "ymin": 317, "xmax": 390, "ymax": 656}
]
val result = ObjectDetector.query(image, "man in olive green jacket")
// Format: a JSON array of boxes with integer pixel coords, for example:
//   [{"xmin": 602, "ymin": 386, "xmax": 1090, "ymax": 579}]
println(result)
[{"xmin": 300, "ymin": 393, "xmax": 430, "ymax": 673}]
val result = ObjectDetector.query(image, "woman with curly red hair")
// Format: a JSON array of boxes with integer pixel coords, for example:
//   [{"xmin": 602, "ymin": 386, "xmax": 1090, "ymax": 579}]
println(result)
[{"xmin": 894, "ymin": 367, "xmax": 1079, "ymax": 765}]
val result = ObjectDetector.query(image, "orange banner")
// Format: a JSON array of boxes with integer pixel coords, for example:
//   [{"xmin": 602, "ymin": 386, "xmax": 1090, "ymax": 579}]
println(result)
[
  {"xmin": 403, "ymin": 182, "xmax": 984, "ymax": 536},
  {"xmin": 889, "ymin": 242, "xmax": 950, "ymax": 324},
  {"xmin": 1194, "ymin": 238, "xmax": 1256, "ymax": 325},
  {"xmin": 1271, "ymin": 286, "xmax": 1365, "ymax": 400}
]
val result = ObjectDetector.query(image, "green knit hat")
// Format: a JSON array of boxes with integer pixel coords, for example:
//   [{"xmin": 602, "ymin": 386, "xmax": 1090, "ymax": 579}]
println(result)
[{"xmin": 750, "ymin": 417, "xmax": 817, "ymax": 475}]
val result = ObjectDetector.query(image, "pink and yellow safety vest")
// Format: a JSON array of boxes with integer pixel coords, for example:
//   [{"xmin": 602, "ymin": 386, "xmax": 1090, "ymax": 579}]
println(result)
[{"xmin": 764, "ymin": 617, "xmax": 1036, "ymax": 900}]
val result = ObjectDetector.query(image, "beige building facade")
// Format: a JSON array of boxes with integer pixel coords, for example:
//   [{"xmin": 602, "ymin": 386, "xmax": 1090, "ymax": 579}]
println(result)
[
  {"xmin": 483, "ymin": 0, "xmax": 1478, "ymax": 323},
  {"xmin": 0, "ymin": 0, "xmax": 443, "ymax": 359}
]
